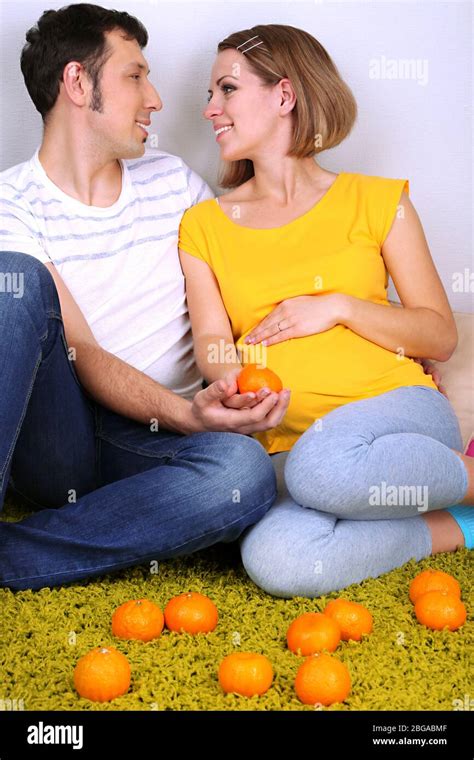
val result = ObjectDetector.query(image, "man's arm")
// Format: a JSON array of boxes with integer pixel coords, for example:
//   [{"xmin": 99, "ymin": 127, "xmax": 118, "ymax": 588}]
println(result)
[
  {"xmin": 44, "ymin": 263, "xmax": 290, "ymax": 433},
  {"xmin": 44, "ymin": 262, "xmax": 196, "ymax": 434}
]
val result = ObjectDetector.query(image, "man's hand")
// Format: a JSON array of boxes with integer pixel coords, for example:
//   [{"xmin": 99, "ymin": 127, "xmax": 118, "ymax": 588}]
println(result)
[
  {"xmin": 414, "ymin": 357, "xmax": 448, "ymax": 398},
  {"xmin": 189, "ymin": 369, "xmax": 291, "ymax": 434},
  {"xmin": 216, "ymin": 367, "xmax": 273, "ymax": 410}
]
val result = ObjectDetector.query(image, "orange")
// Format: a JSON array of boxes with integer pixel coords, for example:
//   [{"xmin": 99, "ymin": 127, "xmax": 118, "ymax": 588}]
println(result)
[
  {"xmin": 287, "ymin": 612, "xmax": 341, "ymax": 655},
  {"xmin": 237, "ymin": 364, "xmax": 283, "ymax": 394},
  {"xmin": 409, "ymin": 569, "xmax": 461, "ymax": 604},
  {"xmin": 74, "ymin": 646, "xmax": 131, "ymax": 702},
  {"xmin": 294, "ymin": 653, "xmax": 351, "ymax": 706},
  {"xmin": 164, "ymin": 592, "xmax": 218, "ymax": 634},
  {"xmin": 218, "ymin": 652, "xmax": 273, "ymax": 697},
  {"xmin": 112, "ymin": 599, "xmax": 164, "ymax": 642},
  {"xmin": 414, "ymin": 590, "xmax": 467, "ymax": 631},
  {"xmin": 323, "ymin": 598, "xmax": 373, "ymax": 641}
]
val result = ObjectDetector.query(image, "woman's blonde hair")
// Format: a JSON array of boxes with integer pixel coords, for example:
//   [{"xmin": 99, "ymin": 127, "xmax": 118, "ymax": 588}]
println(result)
[{"xmin": 216, "ymin": 24, "xmax": 357, "ymax": 189}]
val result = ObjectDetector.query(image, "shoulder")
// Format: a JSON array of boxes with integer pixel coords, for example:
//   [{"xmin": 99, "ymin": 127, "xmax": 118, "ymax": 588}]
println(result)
[
  {"xmin": 343, "ymin": 171, "xmax": 409, "ymax": 196},
  {"xmin": 0, "ymin": 156, "xmax": 36, "ymax": 198},
  {"xmin": 0, "ymin": 155, "xmax": 41, "ymax": 228},
  {"xmin": 125, "ymin": 149, "xmax": 214, "ymax": 204},
  {"xmin": 180, "ymin": 197, "xmax": 217, "ymax": 226},
  {"xmin": 124, "ymin": 148, "xmax": 184, "ymax": 181}
]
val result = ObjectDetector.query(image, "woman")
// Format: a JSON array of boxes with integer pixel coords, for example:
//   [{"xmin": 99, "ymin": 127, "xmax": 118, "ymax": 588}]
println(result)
[{"xmin": 178, "ymin": 24, "xmax": 473, "ymax": 597}]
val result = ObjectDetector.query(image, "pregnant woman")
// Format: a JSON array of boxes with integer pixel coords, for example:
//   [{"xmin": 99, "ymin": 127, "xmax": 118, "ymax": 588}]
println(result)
[{"xmin": 178, "ymin": 24, "xmax": 474, "ymax": 597}]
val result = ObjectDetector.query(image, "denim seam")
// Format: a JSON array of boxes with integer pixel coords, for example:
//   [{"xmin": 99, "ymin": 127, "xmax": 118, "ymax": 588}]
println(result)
[
  {"xmin": 1, "ymin": 492, "xmax": 276, "ymax": 583},
  {"xmin": 0, "ymin": 351, "xmax": 42, "ymax": 488},
  {"xmin": 4, "ymin": 483, "xmax": 47, "ymax": 511},
  {"xmin": 97, "ymin": 432, "xmax": 176, "ymax": 460}
]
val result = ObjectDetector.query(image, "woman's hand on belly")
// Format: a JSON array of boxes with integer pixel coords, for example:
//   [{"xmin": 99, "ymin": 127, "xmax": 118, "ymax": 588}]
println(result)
[{"xmin": 243, "ymin": 294, "xmax": 345, "ymax": 347}]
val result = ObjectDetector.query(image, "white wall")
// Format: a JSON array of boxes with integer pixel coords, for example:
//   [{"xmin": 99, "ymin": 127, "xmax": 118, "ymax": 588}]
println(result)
[{"xmin": 1, "ymin": 0, "xmax": 472, "ymax": 312}]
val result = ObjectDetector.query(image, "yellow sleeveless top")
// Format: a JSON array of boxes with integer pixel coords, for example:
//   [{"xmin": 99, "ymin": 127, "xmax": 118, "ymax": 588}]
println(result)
[{"xmin": 179, "ymin": 173, "xmax": 438, "ymax": 453}]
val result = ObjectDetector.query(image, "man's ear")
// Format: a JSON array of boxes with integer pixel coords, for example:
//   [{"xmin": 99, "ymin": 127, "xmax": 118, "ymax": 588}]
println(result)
[{"xmin": 62, "ymin": 61, "xmax": 90, "ymax": 107}]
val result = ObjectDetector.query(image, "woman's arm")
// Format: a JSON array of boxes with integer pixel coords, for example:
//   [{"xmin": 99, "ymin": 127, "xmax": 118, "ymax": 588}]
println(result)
[
  {"xmin": 337, "ymin": 192, "xmax": 458, "ymax": 362},
  {"xmin": 178, "ymin": 248, "xmax": 242, "ymax": 382}
]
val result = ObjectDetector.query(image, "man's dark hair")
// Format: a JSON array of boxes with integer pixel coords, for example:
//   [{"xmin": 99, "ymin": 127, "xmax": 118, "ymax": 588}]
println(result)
[{"xmin": 20, "ymin": 3, "xmax": 148, "ymax": 121}]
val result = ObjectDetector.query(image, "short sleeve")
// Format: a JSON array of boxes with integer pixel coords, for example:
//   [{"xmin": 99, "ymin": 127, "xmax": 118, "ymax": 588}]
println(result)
[
  {"xmin": 178, "ymin": 205, "xmax": 212, "ymax": 267},
  {"xmin": 0, "ymin": 188, "xmax": 49, "ymax": 263},
  {"xmin": 180, "ymin": 159, "xmax": 215, "ymax": 209},
  {"xmin": 374, "ymin": 177, "xmax": 410, "ymax": 248}
]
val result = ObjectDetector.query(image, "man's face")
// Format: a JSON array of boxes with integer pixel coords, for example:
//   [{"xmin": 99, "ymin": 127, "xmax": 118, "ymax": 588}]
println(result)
[{"xmin": 85, "ymin": 29, "xmax": 162, "ymax": 159}]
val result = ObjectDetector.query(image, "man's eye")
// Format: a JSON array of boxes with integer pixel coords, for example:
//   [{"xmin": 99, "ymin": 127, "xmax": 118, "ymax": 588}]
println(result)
[{"xmin": 130, "ymin": 74, "xmax": 141, "ymax": 80}]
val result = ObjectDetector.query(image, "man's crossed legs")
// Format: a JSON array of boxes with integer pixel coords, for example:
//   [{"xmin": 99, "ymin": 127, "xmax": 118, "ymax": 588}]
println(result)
[{"xmin": 0, "ymin": 252, "xmax": 276, "ymax": 591}]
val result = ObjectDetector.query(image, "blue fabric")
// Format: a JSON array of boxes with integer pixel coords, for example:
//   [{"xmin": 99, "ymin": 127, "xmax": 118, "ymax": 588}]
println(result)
[
  {"xmin": 445, "ymin": 506, "xmax": 474, "ymax": 549},
  {"xmin": 0, "ymin": 251, "xmax": 277, "ymax": 591},
  {"xmin": 241, "ymin": 386, "xmax": 470, "ymax": 598}
]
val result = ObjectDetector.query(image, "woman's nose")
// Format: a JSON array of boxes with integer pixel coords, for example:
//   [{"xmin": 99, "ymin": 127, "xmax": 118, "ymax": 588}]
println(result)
[{"xmin": 203, "ymin": 99, "xmax": 222, "ymax": 120}]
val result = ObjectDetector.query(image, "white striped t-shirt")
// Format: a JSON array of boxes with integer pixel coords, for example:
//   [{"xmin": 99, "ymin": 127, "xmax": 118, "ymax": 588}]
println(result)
[{"xmin": 0, "ymin": 148, "xmax": 214, "ymax": 399}]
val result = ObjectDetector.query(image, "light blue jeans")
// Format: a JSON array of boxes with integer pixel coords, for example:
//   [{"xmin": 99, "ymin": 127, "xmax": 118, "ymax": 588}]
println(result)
[{"xmin": 240, "ymin": 386, "xmax": 469, "ymax": 598}]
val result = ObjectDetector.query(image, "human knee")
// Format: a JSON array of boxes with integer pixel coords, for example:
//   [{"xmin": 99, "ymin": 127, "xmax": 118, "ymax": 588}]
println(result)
[
  {"xmin": 240, "ymin": 522, "xmax": 295, "ymax": 597},
  {"xmin": 0, "ymin": 251, "xmax": 56, "ymax": 309},
  {"xmin": 240, "ymin": 518, "xmax": 331, "ymax": 599},
  {"xmin": 284, "ymin": 438, "xmax": 369, "ymax": 518},
  {"xmin": 284, "ymin": 441, "xmax": 337, "ymax": 513},
  {"xmin": 217, "ymin": 434, "xmax": 277, "ymax": 511}
]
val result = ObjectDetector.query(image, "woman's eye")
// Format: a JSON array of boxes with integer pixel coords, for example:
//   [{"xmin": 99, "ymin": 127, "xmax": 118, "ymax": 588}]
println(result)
[
  {"xmin": 207, "ymin": 84, "xmax": 235, "ymax": 103},
  {"xmin": 130, "ymin": 75, "xmax": 141, "ymax": 80}
]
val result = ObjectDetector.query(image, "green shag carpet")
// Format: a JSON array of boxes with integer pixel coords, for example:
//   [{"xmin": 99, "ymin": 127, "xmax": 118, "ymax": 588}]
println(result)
[{"xmin": 0, "ymin": 494, "xmax": 472, "ymax": 712}]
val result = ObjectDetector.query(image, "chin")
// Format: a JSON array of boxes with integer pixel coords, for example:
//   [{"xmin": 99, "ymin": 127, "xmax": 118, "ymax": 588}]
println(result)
[
  {"xmin": 220, "ymin": 146, "xmax": 247, "ymax": 162},
  {"xmin": 122, "ymin": 141, "xmax": 146, "ymax": 159}
]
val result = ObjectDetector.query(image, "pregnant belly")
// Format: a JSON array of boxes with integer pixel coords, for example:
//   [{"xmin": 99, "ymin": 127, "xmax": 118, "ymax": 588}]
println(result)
[{"xmin": 236, "ymin": 324, "xmax": 431, "ymax": 398}]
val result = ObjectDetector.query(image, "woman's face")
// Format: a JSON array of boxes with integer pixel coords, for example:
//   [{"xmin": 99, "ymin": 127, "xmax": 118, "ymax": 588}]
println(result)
[{"xmin": 204, "ymin": 49, "xmax": 287, "ymax": 163}]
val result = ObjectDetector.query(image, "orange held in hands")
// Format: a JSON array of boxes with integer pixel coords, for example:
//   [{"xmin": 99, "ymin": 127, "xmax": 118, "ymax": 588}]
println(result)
[
  {"xmin": 294, "ymin": 652, "xmax": 351, "ymax": 706},
  {"xmin": 74, "ymin": 646, "xmax": 131, "ymax": 702},
  {"xmin": 112, "ymin": 599, "xmax": 164, "ymax": 642},
  {"xmin": 323, "ymin": 598, "xmax": 373, "ymax": 642},
  {"xmin": 287, "ymin": 612, "xmax": 341, "ymax": 655},
  {"xmin": 164, "ymin": 592, "xmax": 218, "ymax": 634},
  {"xmin": 218, "ymin": 652, "xmax": 274, "ymax": 697},
  {"xmin": 409, "ymin": 569, "xmax": 461, "ymax": 604},
  {"xmin": 237, "ymin": 363, "xmax": 283, "ymax": 394},
  {"xmin": 414, "ymin": 590, "xmax": 466, "ymax": 631}
]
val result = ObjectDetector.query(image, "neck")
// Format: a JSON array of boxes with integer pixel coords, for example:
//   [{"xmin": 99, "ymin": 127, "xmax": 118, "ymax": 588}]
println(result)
[
  {"xmin": 249, "ymin": 154, "xmax": 327, "ymax": 205},
  {"xmin": 38, "ymin": 119, "xmax": 122, "ymax": 207}
]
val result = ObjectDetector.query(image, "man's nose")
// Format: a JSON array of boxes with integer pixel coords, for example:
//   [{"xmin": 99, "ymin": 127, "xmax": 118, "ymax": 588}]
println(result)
[{"xmin": 146, "ymin": 81, "xmax": 163, "ymax": 112}]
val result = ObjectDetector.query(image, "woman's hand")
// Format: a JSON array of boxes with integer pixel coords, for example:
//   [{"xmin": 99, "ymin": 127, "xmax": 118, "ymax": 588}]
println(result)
[
  {"xmin": 413, "ymin": 357, "xmax": 448, "ymax": 398},
  {"xmin": 244, "ymin": 294, "xmax": 343, "ymax": 347}
]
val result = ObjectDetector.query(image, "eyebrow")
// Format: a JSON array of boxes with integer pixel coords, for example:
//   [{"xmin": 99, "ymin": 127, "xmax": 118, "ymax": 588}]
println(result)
[
  {"xmin": 125, "ymin": 62, "xmax": 151, "ymax": 75},
  {"xmin": 207, "ymin": 75, "xmax": 239, "ymax": 94}
]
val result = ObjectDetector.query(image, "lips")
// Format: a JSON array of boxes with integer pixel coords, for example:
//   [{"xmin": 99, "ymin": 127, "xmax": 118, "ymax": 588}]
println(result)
[
  {"xmin": 214, "ymin": 124, "xmax": 234, "ymax": 139},
  {"xmin": 135, "ymin": 121, "xmax": 150, "ymax": 136}
]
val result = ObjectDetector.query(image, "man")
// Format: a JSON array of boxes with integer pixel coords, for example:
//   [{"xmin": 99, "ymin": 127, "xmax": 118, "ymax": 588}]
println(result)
[{"xmin": 0, "ymin": 4, "xmax": 290, "ymax": 591}]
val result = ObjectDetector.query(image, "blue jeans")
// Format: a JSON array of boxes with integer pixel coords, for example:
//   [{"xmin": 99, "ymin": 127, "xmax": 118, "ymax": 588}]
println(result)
[
  {"xmin": 240, "ymin": 386, "xmax": 469, "ymax": 598},
  {"xmin": 0, "ymin": 252, "xmax": 277, "ymax": 591}
]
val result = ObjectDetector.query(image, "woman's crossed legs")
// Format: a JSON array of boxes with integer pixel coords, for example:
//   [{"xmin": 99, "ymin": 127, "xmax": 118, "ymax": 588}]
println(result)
[{"xmin": 240, "ymin": 385, "xmax": 470, "ymax": 598}]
